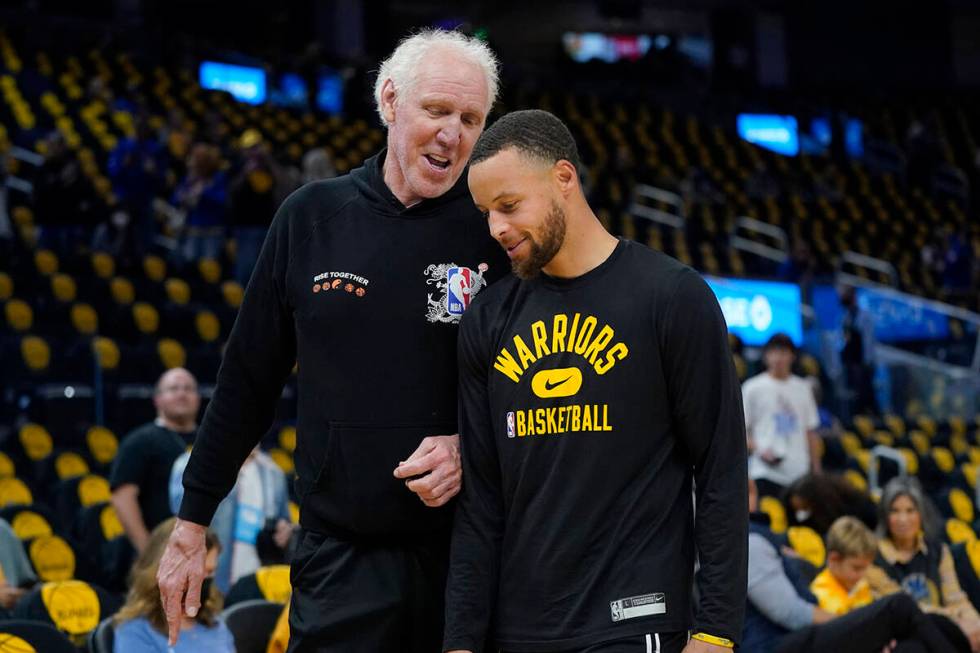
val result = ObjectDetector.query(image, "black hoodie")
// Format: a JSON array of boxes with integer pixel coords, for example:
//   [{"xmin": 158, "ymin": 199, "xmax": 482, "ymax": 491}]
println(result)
[{"xmin": 179, "ymin": 150, "xmax": 507, "ymax": 539}]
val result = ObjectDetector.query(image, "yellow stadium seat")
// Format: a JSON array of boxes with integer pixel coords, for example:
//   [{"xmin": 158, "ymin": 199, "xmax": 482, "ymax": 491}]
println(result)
[
  {"xmin": 0, "ymin": 451, "xmax": 14, "ymax": 478},
  {"xmin": 92, "ymin": 337, "xmax": 120, "ymax": 371},
  {"xmin": 157, "ymin": 338, "xmax": 186, "ymax": 369},
  {"xmin": 288, "ymin": 501, "xmax": 300, "ymax": 524},
  {"xmin": 853, "ymin": 415, "xmax": 875, "ymax": 439},
  {"xmin": 54, "ymin": 452, "xmax": 89, "ymax": 480},
  {"xmin": 143, "ymin": 255, "xmax": 167, "ymax": 282},
  {"xmin": 269, "ymin": 448, "xmax": 294, "ymax": 475},
  {"xmin": 278, "ymin": 426, "xmax": 296, "ymax": 453},
  {"xmin": 910, "ymin": 431, "xmax": 930, "ymax": 456},
  {"xmin": 86, "ymin": 426, "xmax": 118, "ymax": 465},
  {"xmin": 0, "ymin": 477, "xmax": 33, "ymax": 507},
  {"xmin": 19, "ymin": 423, "xmax": 53, "ymax": 461},
  {"xmin": 50, "ymin": 274, "xmax": 77, "ymax": 302},
  {"xmin": 198, "ymin": 257, "xmax": 222, "ymax": 284},
  {"xmin": 99, "ymin": 503, "xmax": 124, "ymax": 540},
  {"xmin": 949, "ymin": 487, "xmax": 975, "ymax": 523},
  {"xmin": 11, "ymin": 510, "xmax": 52, "ymax": 540},
  {"xmin": 109, "ymin": 277, "xmax": 135, "ymax": 305},
  {"xmin": 27, "ymin": 535, "xmax": 75, "ymax": 583},
  {"xmin": 933, "ymin": 448, "xmax": 956, "ymax": 474},
  {"xmin": 221, "ymin": 280, "xmax": 244, "ymax": 309},
  {"xmin": 788, "ymin": 526, "xmax": 826, "ymax": 568},
  {"xmin": 255, "ymin": 565, "xmax": 292, "ymax": 604},
  {"xmin": 759, "ymin": 495, "xmax": 787, "ymax": 534},
  {"xmin": 0, "ymin": 270, "xmax": 12, "ymax": 300},
  {"xmin": 844, "ymin": 469, "xmax": 868, "ymax": 493},
  {"xmin": 77, "ymin": 475, "xmax": 111, "ymax": 507},
  {"xmin": 132, "ymin": 302, "xmax": 159, "ymax": 334},
  {"xmin": 21, "ymin": 335, "xmax": 51, "ymax": 372},
  {"xmin": 91, "ymin": 252, "xmax": 115, "ymax": 279},
  {"xmin": 946, "ymin": 518, "xmax": 975, "ymax": 544},
  {"xmin": 884, "ymin": 414, "xmax": 906, "ymax": 437},
  {"xmin": 917, "ymin": 416, "xmax": 938, "ymax": 438},
  {"xmin": 164, "ymin": 278, "xmax": 190, "ymax": 305},
  {"xmin": 5, "ymin": 298, "xmax": 33, "ymax": 331},
  {"xmin": 898, "ymin": 448, "xmax": 919, "ymax": 475},
  {"xmin": 34, "ymin": 249, "xmax": 58, "ymax": 276},
  {"xmin": 70, "ymin": 303, "xmax": 98, "ymax": 335},
  {"xmin": 195, "ymin": 310, "xmax": 220, "ymax": 343},
  {"xmin": 11, "ymin": 205, "xmax": 33, "ymax": 226}
]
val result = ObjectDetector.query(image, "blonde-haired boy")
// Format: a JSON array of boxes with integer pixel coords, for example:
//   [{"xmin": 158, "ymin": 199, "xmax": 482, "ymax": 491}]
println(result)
[{"xmin": 810, "ymin": 516, "xmax": 878, "ymax": 615}]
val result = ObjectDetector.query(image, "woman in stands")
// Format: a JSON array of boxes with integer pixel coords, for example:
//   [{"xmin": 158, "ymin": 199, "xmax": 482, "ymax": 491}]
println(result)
[
  {"xmin": 113, "ymin": 517, "xmax": 234, "ymax": 653},
  {"xmin": 868, "ymin": 476, "xmax": 980, "ymax": 652}
]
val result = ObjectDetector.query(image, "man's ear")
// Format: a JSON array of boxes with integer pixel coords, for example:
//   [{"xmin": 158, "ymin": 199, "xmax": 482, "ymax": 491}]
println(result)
[
  {"xmin": 552, "ymin": 159, "xmax": 579, "ymax": 196},
  {"xmin": 380, "ymin": 78, "xmax": 397, "ymax": 124}
]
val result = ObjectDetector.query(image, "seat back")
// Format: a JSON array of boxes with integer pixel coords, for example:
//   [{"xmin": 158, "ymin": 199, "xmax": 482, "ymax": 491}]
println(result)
[
  {"xmin": 86, "ymin": 617, "xmax": 114, "ymax": 653},
  {"xmin": 221, "ymin": 599, "xmax": 284, "ymax": 653},
  {"xmin": 0, "ymin": 620, "xmax": 78, "ymax": 653}
]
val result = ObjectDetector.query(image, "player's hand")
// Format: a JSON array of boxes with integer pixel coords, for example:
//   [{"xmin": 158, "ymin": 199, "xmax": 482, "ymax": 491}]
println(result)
[
  {"xmin": 681, "ymin": 639, "xmax": 731, "ymax": 653},
  {"xmin": 393, "ymin": 434, "xmax": 462, "ymax": 507},
  {"xmin": 157, "ymin": 519, "xmax": 208, "ymax": 646}
]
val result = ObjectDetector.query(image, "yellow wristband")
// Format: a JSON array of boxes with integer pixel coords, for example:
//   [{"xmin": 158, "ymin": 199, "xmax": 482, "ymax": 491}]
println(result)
[{"xmin": 691, "ymin": 632, "xmax": 735, "ymax": 648}]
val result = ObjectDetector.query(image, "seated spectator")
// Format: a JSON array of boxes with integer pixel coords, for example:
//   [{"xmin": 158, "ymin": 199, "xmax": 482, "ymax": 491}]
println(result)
[
  {"xmin": 170, "ymin": 446, "xmax": 294, "ymax": 593},
  {"xmin": 811, "ymin": 516, "xmax": 877, "ymax": 615},
  {"xmin": 786, "ymin": 473, "xmax": 878, "ymax": 536},
  {"xmin": 113, "ymin": 517, "xmax": 233, "ymax": 653},
  {"xmin": 0, "ymin": 517, "xmax": 36, "ymax": 617},
  {"xmin": 744, "ymin": 478, "xmax": 960, "ymax": 653},
  {"xmin": 867, "ymin": 476, "xmax": 980, "ymax": 650}
]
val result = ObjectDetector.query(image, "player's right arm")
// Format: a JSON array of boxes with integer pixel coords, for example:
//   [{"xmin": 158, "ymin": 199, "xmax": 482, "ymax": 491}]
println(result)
[{"xmin": 443, "ymin": 310, "xmax": 505, "ymax": 653}]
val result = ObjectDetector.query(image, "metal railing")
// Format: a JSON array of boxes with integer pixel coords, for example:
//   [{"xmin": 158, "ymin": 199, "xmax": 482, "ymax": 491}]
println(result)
[
  {"xmin": 731, "ymin": 216, "xmax": 789, "ymax": 263},
  {"xmin": 629, "ymin": 184, "xmax": 685, "ymax": 229}
]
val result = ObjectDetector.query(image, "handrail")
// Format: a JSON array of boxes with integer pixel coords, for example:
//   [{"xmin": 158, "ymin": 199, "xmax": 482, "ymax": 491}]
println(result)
[
  {"xmin": 869, "ymin": 445, "xmax": 907, "ymax": 495},
  {"xmin": 730, "ymin": 216, "xmax": 789, "ymax": 263},
  {"xmin": 629, "ymin": 184, "xmax": 685, "ymax": 229},
  {"xmin": 837, "ymin": 251, "xmax": 899, "ymax": 287}
]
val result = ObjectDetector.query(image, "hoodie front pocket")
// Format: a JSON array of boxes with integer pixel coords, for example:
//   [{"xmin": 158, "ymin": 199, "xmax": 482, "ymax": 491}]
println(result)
[{"xmin": 308, "ymin": 421, "xmax": 457, "ymax": 535}]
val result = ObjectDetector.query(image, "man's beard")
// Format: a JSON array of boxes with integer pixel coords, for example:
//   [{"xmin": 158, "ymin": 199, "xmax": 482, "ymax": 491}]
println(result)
[{"xmin": 512, "ymin": 201, "xmax": 567, "ymax": 280}]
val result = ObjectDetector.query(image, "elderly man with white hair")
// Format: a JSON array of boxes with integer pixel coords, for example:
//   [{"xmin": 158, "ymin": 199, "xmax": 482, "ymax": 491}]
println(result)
[{"xmin": 157, "ymin": 29, "xmax": 506, "ymax": 652}]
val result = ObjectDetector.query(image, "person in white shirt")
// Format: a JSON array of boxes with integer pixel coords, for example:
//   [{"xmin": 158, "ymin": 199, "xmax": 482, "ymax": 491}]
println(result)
[{"xmin": 743, "ymin": 333, "xmax": 821, "ymax": 498}]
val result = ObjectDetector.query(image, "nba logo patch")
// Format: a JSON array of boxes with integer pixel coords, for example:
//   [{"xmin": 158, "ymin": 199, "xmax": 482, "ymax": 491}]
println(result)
[
  {"xmin": 446, "ymin": 267, "xmax": 474, "ymax": 316},
  {"xmin": 506, "ymin": 412, "xmax": 515, "ymax": 438}
]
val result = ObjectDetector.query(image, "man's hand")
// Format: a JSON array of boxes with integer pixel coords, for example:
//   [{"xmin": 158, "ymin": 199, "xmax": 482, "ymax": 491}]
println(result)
[
  {"xmin": 0, "ymin": 582, "xmax": 26, "ymax": 609},
  {"xmin": 682, "ymin": 639, "xmax": 732, "ymax": 653},
  {"xmin": 272, "ymin": 518, "xmax": 296, "ymax": 549},
  {"xmin": 156, "ymin": 519, "xmax": 208, "ymax": 646},
  {"xmin": 393, "ymin": 434, "xmax": 461, "ymax": 507}
]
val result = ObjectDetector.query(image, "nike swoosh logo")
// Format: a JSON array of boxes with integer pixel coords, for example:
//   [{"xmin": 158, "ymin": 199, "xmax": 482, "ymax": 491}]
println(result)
[{"xmin": 544, "ymin": 376, "xmax": 572, "ymax": 391}]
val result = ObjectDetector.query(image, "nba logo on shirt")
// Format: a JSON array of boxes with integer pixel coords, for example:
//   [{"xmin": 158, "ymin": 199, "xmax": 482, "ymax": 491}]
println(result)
[
  {"xmin": 506, "ymin": 412, "xmax": 515, "ymax": 438},
  {"xmin": 446, "ymin": 267, "xmax": 473, "ymax": 316}
]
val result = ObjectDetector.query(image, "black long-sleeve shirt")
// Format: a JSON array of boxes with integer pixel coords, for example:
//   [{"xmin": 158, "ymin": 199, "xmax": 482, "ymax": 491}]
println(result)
[
  {"xmin": 178, "ymin": 150, "xmax": 506, "ymax": 539},
  {"xmin": 445, "ymin": 239, "xmax": 748, "ymax": 651}
]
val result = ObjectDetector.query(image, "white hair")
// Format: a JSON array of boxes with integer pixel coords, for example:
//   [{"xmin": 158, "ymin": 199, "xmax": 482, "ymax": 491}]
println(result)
[{"xmin": 373, "ymin": 29, "xmax": 500, "ymax": 127}]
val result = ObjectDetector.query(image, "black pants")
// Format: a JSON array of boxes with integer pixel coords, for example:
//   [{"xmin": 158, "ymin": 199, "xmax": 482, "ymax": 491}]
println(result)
[
  {"xmin": 775, "ymin": 593, "xmax": 968, "ymax": 653},
  {"xmin": 286, "ymin": 528, "xmax": 448, "ymax": 652},
  {"xmin": 502, "ymin": 632, "xmax": 688, "ymax": 653}
]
